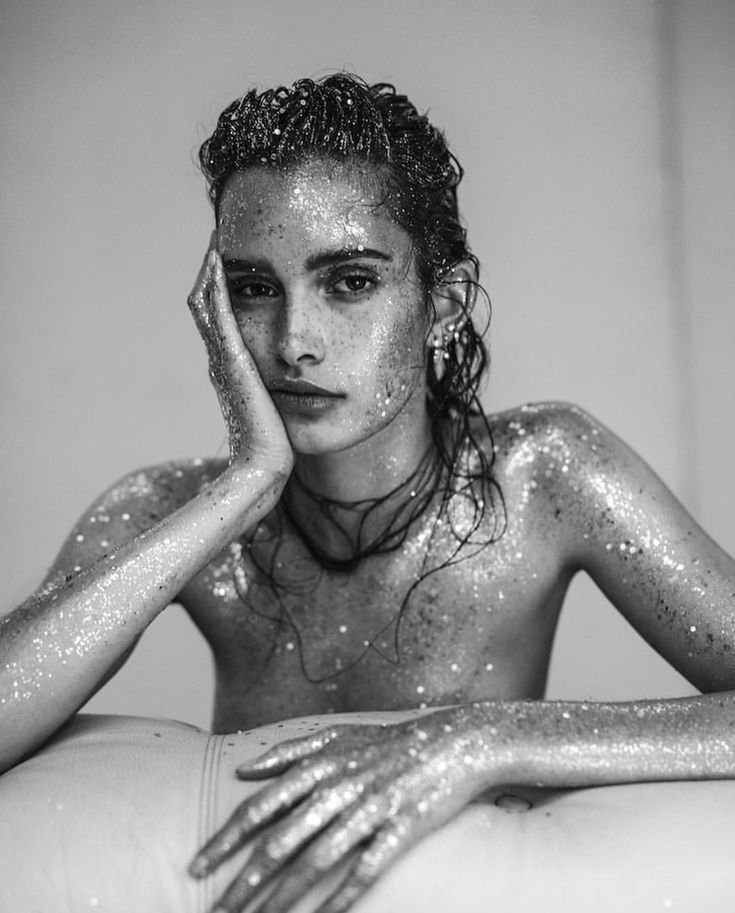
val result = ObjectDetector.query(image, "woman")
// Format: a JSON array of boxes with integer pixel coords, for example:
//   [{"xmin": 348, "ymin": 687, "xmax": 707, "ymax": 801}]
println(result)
[{"xmin": 1, "ymin": 74, "xmax": 734, "ymax": 913}]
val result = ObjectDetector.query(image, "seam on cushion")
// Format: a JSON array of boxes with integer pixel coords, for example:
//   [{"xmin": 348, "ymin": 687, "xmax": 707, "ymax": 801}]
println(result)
[{"xmin": 197, "ymin": 733, "xmax": 227, "ymax": 913}]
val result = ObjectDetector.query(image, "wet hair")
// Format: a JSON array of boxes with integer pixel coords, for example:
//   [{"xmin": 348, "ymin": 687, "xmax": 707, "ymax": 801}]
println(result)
[{"xmin": 200, "ymin": 74, "xmax": 506, "ymax": 682}]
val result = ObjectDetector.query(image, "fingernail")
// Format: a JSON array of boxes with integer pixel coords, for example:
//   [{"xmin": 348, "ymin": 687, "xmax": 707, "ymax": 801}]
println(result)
[
  {"xmin": 189, "ymin": 856, "xmax": 210, "ymax": 878},
  {"xmin": 236, "ymin": 759, "xmax": 275, "ymax": 777}
]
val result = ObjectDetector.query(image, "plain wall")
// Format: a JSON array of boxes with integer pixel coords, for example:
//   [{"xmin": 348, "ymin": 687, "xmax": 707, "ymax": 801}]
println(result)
[{"xmin": 1, "ymin": 0, "xmax": 733, "ymax": 728}]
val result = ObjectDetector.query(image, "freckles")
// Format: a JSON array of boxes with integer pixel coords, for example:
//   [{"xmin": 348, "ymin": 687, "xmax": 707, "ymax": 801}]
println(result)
[
  {"xmin": 218, "ymin": 191, "xmax": 257, "ymax": 242},
  {"xmin": 217, "ymin": 209, "xmax": 238, "ymax": 246},
  {"xmin": 219, "ymin": 184, "xmax": 283, "ymax": 246},
  {"xmin": 373, "ymin": 308, "xmax": 426, "ymax": 377},
  {"xmin": 237, "ymin": 315, "xmax": 275, "ymax": 364},
  {"xmin": 349, "ymin": 299, "xmax": 426, "ymax": 424}
]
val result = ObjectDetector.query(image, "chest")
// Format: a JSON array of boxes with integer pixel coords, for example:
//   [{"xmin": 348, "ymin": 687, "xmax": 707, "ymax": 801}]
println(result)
[{"xmin": 183, "ymin": 500, "xmax": 570, "ymax": 728}]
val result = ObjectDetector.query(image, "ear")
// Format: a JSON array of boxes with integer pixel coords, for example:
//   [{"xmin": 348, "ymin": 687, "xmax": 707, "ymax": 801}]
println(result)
[{"xmin": 428, "ymin": 259, "xmax": 478, "ymax": 336}]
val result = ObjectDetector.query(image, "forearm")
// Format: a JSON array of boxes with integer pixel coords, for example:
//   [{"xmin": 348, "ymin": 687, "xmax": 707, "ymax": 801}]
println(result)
[
  {"xmin": 188, "ymin": 694, "xmax": 735, "ymax": 910},
  {"xmin": 0, "ymin": 459, "xmax": 284, "ymax": 771},
  {"xmin": 456, "ymin": 692, "xmax": 735, "ymax": 789}
]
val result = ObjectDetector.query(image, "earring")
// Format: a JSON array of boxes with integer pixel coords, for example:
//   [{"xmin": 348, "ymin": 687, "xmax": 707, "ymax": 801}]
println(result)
[{"xmin": 432, "ymin": 329, "xmax": 450, "ymax": 366}]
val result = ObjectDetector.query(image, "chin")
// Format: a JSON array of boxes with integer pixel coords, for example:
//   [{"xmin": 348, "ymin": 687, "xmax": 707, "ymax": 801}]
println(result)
[
  {"xmin": 287, "ymin": 433, "xmax": 365, "ymax": 457},
  {"xmin": 284, "ymin": 419, "xmax": 387, "ymax": 457},
  {"xmin": 284, "ymin": 424, "xmax": 353, "ymax": 456}
]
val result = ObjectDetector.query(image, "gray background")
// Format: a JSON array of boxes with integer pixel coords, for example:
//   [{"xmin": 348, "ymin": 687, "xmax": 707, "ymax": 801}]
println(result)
[{"xmin": 1, "ymin": 1, "xmax": 733, "ymax": 728}]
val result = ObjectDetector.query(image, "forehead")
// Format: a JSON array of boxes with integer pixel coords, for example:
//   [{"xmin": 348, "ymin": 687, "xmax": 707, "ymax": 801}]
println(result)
[{"xmin": 217, "ymin": 160, "xmax": 411, "ymax": 256}]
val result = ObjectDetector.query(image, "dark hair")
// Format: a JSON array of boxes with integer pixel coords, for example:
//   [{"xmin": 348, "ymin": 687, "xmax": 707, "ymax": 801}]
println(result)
[{"xmin": 201, "ymin": 74, "xmax": 506, "ymax": 682}]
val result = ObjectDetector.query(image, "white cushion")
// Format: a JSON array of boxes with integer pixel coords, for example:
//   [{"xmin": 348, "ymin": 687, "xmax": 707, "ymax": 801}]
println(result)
[{"xmin": 0, "ymin": 713, "xmax": 733, "ymax": 912}]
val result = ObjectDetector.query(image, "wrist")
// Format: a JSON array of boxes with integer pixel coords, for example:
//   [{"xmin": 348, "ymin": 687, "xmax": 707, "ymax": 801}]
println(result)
[
  {"xmin": 431, "ymin": 702, "xmax": 522, "ymax": 787},
  {"xmin": 229, "ymin": 444, "xmax": 293, "ymax": 484},
  {"xmin": 218, "ymin": 456, "xmax": 290, "ymax": 521}
]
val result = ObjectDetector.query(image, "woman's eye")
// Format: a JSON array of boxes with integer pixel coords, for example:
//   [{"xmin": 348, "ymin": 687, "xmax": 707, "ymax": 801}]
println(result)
[
  {"xmin": 330, "ymin": 273, "xmax": 376, "ymax": 296},
  {"xmin": 228, "ymin": 278, "xmax": 278, "ymax": 300}
]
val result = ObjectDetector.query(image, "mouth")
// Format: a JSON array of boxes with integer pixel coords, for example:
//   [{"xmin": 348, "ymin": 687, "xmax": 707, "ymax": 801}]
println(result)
[
  {"xmin": 268, "ymin": 379, "xmax": 342, "ymax": 397},
  {"xmin": 267, "ymin": 379, "xmax": 345, "ymax": 414}
]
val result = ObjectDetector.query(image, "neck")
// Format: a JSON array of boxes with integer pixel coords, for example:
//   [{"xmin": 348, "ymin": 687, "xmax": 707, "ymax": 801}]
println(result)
[{"xmin": 284, "ymin": 410, "xmax": 440, "ymax": 563}]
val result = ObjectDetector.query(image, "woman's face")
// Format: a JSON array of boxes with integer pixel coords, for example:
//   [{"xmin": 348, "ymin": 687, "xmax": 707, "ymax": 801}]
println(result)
[{"xmin": 216, "ymin": 159, "xmax": 432, "ymax": 457}]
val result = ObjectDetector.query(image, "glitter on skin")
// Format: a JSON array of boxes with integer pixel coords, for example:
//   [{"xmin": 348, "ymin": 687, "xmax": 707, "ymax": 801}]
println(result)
[{"xmin": 3, "ymin": 124, "xmax": 735, "ymax": 913}]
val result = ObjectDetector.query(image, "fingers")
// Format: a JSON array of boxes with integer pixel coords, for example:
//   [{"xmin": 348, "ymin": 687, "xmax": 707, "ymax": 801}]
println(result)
[
  {"xmin": 316, "ymin": 815, "xmax": 415, "ymax": 913},
  {"xmin": 188, "ymin": 248, "xmax": 255, "ymax": 406},
  {"xmin": 258, "ymin": 796, "xmax": 391, "ymax": 913},
  {"xmin": 256, "ymin": 809, "xmax": 410, "ymax": 913},
  {"xmin": 207, "ymin": 791, "xmax": 391, "ymax": 913},
  {"xmin": 236, "ymin": 729, "xmax": 343, "ymax": 779},
  {"xmin": 190, "ymin": 760, "xmax": 338, "ymax": 878},
  {"xmin": 187, "ymin": 239, "xmax": 238, "ymax": 357},
  {"xmin": 208, "ymin": 249, "xmax": 244, "ymax": 357},
  {"xmin": 187, "ymin": 234, "xmax": 218, "ymax": 335},
  {"xmin": 206, "ymin": 787, "xmax": 367, "ymax": 913}
]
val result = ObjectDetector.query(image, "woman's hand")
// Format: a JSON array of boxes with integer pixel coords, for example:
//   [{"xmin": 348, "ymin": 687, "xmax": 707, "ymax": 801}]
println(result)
[
  {"xmin": 190, "ymin": 709, "xmax": 501, "ymax": 913},
  {"xmin": 188, "ymin": 237, "xmax": 293, "ymax": 477}
]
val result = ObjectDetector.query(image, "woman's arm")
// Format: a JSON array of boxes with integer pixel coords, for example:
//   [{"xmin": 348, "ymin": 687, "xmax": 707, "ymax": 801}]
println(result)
[
  {"xmin": 190, "ymin": 404, "xmax": 735, "ymax": 913},
  {"xmin": 0, "ymin": 247, "xmax": 292, "ymax": 773},
  {"xmin": 544, "ymin": 402, "xmax": 735, "ymax": 692},
  {"xmin": 190, "ymin": 693, "xmax": 735, "ymax": 913}
]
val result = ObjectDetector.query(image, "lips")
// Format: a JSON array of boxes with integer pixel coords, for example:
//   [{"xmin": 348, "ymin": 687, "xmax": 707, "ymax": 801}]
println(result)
[
  {"xmin": 267, "ymin": 378, "xmax": 345, "ymax": 414},
  {"xmin": 267, "ymin": 378, "xmax": 343, "ymax": 398}
]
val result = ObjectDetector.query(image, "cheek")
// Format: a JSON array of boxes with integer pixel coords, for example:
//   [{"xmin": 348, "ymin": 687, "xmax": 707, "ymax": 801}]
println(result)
[
  {"xmin": 232, "ymin": 312, "xmax": 275, "ymax": 367},
  {"xmin": 374, "ymin": 298, "xmax": 428, "ymax": 374},
  {"xmin": 345, "ymin": 306, "xmax": 428, "ymax": 410}
]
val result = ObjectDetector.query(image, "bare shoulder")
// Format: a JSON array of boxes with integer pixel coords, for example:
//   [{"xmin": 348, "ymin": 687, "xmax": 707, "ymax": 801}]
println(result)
[
  {"xmin": 90, "ymin": 457, "xmax": 229, "ymax": 529},
  {"xmin": 480, "ymin": 400, "xmax": 681, "ymax": 551},
  {"xmin": 477, "ymin": 401, "xmax": 636, "ymax": 527},
  {"xmin": 39, "ymin": 457, "xmax": 229, "ymax": 590},
  {"xmin": 479, "ymin": 401, "xmax": 616, "ymax": 471}
]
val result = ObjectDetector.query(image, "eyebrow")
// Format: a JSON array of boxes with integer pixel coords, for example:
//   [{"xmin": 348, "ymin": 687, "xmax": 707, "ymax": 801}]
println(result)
[
  {"xmin": 222, "ymin": 257, "xmax": 271, "ymax": 274},
  {"xmin": 222, "ymin": 247, "xmax": 392, "ymax": 275},
  {"xmin": 305, "ymin": 248, "xmax": 392, "ymax": 271}
]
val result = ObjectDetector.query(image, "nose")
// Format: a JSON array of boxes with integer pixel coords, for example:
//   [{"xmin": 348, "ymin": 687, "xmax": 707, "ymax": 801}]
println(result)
[{"xmin": 275, "ymin": 294, "xmax": 325, "ymax": 368}]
